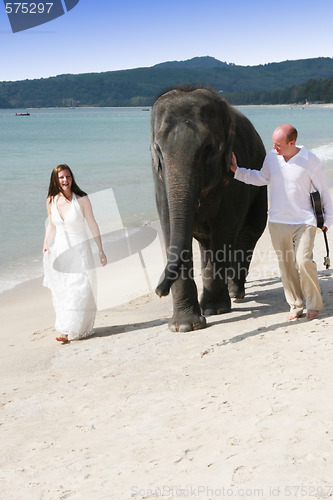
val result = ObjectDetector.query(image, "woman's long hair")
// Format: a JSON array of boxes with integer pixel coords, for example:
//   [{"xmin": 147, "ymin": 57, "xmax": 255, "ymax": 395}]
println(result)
[{"xmin": 47, "ymin": 164, "xmax": 87, "ymax": 200}]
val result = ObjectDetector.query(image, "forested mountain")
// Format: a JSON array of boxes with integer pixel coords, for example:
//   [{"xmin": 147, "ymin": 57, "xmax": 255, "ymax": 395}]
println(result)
[
  {"xmin": 1, "ymin": 56, "xmax": 333, "ymax": 108},
  {"xmin": 224, "ymin": 76, "xmax": 333, "ymax": 105}
]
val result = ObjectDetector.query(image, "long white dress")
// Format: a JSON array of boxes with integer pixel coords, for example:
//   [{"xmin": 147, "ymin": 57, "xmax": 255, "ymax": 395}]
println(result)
[{"xmin": 43, "ymin": 193, "xmax": 97, "ymax": 340}]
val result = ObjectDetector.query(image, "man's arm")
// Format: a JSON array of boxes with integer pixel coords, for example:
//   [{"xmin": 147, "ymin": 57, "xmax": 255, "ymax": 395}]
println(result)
[{"xmin": 230, "ymin": 153, "xmax": 269, "ymax": 186}]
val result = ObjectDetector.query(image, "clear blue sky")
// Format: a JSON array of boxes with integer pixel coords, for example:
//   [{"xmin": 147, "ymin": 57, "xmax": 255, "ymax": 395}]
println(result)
[{"xmin": 1, "ymin": 0, "xmax": 333, "ymax": 82}]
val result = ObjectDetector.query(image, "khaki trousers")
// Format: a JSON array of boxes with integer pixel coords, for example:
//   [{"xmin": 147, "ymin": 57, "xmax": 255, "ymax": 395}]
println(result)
[{"xmin": 269, "ymin": 222, "xmax": 323, "ymax": 313}]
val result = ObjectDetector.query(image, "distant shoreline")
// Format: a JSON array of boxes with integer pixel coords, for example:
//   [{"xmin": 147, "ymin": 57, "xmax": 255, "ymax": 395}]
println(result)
[
  {"xmin": 2, "ymin": 102, "xmax": 333, "ymax": 112},
  {"xmin": 238, "ymin": 103, "xmax": 333, "ymax": 108}
]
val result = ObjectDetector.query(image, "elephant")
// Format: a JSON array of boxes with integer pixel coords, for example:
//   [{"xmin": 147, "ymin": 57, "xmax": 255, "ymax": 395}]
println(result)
[{"xmin": 150, "ymin": 86, "xmax": 267, "ymax": 332}]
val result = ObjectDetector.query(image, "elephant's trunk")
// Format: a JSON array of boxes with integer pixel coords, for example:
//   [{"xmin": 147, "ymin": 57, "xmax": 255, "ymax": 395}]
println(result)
[{"xmin": 155, "ymin": 152, "xmax": 198, "ymax": 297}]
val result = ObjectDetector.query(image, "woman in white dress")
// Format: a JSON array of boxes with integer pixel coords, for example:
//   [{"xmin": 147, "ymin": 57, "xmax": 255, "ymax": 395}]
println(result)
[{"xmin": 43, "ymin": 164, "xmax": 107, "ymax": 344}]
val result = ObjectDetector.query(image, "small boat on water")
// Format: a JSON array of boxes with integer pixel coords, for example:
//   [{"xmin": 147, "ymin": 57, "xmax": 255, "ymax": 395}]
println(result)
[{"xmin": 15, "ymin": 112, "xmax": 30, "ymax": 116}]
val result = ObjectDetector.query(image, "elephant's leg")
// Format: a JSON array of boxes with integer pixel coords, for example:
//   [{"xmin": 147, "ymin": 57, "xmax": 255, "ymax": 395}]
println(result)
[
  {"xmin": 199, "ymin": 241, "xmax": 231, "ymax": 316},
  {"xmin": 169, "ymin": 258, "xmax": 206, "ymax": 332},
  {"xmin": 228, "ymin": 187, "xmax": 267, "ymax": 299},
  {"xmin": 227, "ymin": 239, "xmax": 251, "ymax": 300}
]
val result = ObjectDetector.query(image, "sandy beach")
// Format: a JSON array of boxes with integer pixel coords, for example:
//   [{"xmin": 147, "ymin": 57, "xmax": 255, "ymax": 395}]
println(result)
[{"xmin": 1, "ymin": 216, "xmax": 333, "ymax": 500}]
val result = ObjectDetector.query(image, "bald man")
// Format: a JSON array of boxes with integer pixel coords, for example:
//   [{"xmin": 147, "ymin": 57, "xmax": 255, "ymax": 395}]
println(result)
[{"xmin": 231, "ymin": 124, "xmax": 333, "ymax": 321}]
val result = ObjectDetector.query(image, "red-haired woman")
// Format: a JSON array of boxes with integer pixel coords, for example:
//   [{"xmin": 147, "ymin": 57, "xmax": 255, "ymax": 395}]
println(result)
[{"xmin": 43, "ymin": 164, "xmax": 107, "ymax": 343}]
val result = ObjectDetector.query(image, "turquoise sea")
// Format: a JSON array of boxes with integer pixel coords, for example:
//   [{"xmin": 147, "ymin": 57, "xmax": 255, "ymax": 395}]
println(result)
[{"xmin": 1, "ymin": 104, "xmax": 333, "ymax": 293}]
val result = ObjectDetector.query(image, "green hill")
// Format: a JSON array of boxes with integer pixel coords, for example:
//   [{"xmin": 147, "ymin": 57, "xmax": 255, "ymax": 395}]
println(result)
[
  {"xmin": 224, "ymin": 76, "xmax": 333, "ymax": 105},
  {"xmin": 1, "ymin": 56, "xmax": 333, "ymax": 108}
]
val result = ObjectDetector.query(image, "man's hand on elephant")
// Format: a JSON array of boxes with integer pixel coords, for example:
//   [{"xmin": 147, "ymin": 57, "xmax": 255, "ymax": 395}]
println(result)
[{"xmin": 230, "ymin": 152, "xmax": 238, "ymax": 173}]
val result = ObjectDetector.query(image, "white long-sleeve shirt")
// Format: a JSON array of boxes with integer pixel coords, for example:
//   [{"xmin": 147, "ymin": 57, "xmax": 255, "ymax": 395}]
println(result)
[{"xmin": 234, "ymin": 146, "xmax": 333, "ymax": 228}]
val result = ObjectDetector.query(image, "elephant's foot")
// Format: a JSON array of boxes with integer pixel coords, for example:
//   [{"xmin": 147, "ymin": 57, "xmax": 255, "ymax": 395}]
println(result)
[
  {"xmin": 200, "ymin": 289, "xmax": 231, "ymax": 316},
  {"xmin": 168, "ymin": 312, "xmax": 206, "ymax": 333},
  {"xmin": 228, "ymin": 279, "xmax": 245, "ymax": 300}
]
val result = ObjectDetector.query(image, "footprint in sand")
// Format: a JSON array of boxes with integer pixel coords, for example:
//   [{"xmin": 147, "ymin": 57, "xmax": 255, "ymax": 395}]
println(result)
[{"xmin": 232, "ymin": 465, "xmax": 253, "ymax": 484}]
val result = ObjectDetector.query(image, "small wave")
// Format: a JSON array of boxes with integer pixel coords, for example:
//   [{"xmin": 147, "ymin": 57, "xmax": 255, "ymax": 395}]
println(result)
[
  {"xmin": 0, "ymin": 278, "xmax": 23, "ymax": 295},
  {"xmin": 311, "ymin": 143, "xmax": 333, "ymax": 162},
  {"xmin": 0, "ymin": 257, "xmax": 44, "ymax": 295},
  {"xmin": 0, "ymin": 272, "xmax": 44, "ymax": 295}
]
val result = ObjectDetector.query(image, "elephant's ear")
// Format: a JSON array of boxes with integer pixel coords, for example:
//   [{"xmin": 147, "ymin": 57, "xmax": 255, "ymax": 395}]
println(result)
[
  {"xmin": 220, "ymin": 100, "xmax": 236, "ymax": 174},
  {"xmin": 201, "ymin": 99, "xmax": 236, "ymax": 196}
]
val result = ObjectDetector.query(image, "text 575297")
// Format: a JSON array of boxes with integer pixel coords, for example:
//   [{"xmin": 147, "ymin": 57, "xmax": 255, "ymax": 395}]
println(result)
[{"xmin": 5, "ymin": 3, "xmax": 54, "ymax": 14}]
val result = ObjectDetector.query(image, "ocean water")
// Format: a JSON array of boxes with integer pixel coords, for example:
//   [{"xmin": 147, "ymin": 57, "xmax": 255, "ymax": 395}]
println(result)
[{"xmin": 1, "ymin": 104, "xmax": 333, "ymax": 293}]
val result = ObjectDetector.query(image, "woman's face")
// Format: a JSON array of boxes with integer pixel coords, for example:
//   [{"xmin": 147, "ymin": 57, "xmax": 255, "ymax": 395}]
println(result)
[{"xmin": 58, "ymin": 169, "xmax": 72, "ymax": 194}]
